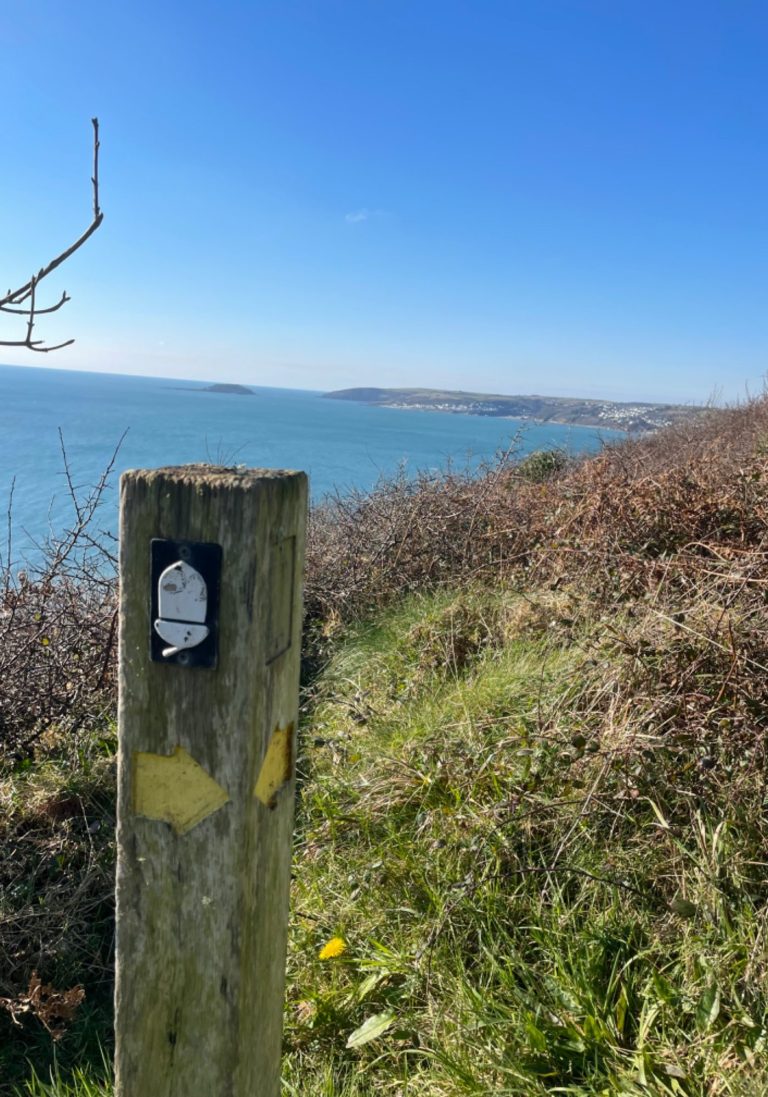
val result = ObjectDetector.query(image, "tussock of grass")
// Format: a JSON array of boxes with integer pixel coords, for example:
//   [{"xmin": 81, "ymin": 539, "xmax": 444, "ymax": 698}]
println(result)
[{"xmin": 15, "ymin": 1061, "xmax": 112, "ymax": 1097}]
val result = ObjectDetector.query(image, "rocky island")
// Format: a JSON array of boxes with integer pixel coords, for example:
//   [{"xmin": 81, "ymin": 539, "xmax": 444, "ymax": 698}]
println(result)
[
  {"xmin": 201, "ymin": 383, "xmax": 254, "ymax": 395},
  {"xmin": 323, "ymin": 386, "xmax": 702, "ymax": 432}
]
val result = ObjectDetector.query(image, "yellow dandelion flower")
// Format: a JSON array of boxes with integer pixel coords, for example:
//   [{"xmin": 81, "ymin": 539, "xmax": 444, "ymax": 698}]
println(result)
[{"xmin": 318, "ymin": 936, "xmax": 347, "ymax": 960}]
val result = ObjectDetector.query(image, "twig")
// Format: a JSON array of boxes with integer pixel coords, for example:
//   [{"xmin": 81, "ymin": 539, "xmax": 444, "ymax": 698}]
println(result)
[
  {"xmin": 59, "ymin": 427, "xmax": 84, "ymax": 525},
  {"xmin": 3, "ymin": 476, "xmax": 15, "ymax": 592}
]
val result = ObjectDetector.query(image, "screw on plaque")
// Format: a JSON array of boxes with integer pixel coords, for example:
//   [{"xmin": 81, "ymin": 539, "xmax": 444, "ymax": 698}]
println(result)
[{"xmin": 154, "ymin": 560, "xmax": 209, "ymax": 658}]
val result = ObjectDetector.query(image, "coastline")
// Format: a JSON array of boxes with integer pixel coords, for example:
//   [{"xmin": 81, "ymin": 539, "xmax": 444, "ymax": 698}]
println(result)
[{"xmin": 365, "ymin": 399, "xmax": 630, "ymax": 434}]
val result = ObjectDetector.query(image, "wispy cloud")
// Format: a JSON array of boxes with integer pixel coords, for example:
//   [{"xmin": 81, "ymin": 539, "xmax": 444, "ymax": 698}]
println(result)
[{"xmin": 345, "ymin": 207, "xmax": 388, "ymax": 224}]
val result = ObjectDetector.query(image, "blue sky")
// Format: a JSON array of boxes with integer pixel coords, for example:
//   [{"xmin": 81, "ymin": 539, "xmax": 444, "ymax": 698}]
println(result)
[{"xmin": 1, "ymin": 0, "xmax": 767, "ymax": 402}]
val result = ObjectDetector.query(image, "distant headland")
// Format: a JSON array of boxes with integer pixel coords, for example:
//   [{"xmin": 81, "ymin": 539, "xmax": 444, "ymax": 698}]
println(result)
[{"xmin": 323, "ymin": 387, "xmax": 703, "ymax": 433}]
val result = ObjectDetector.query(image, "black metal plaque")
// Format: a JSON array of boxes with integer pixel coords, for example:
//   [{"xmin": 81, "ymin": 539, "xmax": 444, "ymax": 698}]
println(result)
[{"xmin": 150, "ymin": 539, "xmax": 222, "ymax": 668}]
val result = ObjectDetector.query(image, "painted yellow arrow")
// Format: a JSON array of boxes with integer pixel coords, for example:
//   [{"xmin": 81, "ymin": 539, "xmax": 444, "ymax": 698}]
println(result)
[
  {"xmin": 134, "ymin": 746, "xmax": 230, "ymax": 835},
  {"xmin": 254, "ymin": 722, "xmax": 295, "ymax": 808}
]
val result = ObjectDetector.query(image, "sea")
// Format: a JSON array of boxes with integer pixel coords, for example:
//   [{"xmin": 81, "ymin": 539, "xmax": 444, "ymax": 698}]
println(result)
[{"xmin": 0, "ymin": 364, "xmax": 623, "ymax": 562}]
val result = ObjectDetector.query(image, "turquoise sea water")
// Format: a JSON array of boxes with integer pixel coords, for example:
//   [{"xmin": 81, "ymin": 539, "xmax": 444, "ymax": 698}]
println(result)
[{"xmin": 0, "ymin": 364, "xmax": 622, "ymax": 560}]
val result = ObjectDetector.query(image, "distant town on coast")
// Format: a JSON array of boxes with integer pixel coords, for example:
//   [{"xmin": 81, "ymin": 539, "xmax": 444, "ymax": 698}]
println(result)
[{"xmin": 323, "ymin": 386, "xmax": 704, "ymax": 433}]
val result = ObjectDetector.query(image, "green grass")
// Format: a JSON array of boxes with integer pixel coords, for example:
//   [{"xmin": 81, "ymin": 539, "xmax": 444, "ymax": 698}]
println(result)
[
  {"xmin": 14, "ymin": 1061, "xmax": 111, "ymax": 1097},
  {"xmin": 1, "ymin": 731, "xmax": 116, "ymax": 1097},
  {"xmin": 283, "ymin": 587, "xmax": 768, "ymax": 1095},
  {"xmin": 5, "ymin": 585, "xmax": 768, "ymax": 1095}
]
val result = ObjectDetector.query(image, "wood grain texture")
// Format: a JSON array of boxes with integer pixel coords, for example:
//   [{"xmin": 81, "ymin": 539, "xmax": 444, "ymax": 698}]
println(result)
[{"xmin": 115, "ymin": 466, "xmax": 307, "ymax": 1097}]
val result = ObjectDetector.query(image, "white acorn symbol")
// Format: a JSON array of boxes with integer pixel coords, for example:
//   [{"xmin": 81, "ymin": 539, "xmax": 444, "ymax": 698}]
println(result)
[{"xmin": 154, "ymin": 560, "xmax": 210, "ymax": 658}]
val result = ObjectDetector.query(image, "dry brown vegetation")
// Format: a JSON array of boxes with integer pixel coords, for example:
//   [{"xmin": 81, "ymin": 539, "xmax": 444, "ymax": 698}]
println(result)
[
  {"xmin": 0, "ymin": 440, "xmax": 120, "ymax": 759},
  {"xmin": 305, "ymin": 399, "xmax": 768, "ymax": 628}
]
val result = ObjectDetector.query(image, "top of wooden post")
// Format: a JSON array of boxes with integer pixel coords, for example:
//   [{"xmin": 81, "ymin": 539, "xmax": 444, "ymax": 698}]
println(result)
[{"xmin": 121, "ymin": 464, "xmax": 306, "ymax": 490}]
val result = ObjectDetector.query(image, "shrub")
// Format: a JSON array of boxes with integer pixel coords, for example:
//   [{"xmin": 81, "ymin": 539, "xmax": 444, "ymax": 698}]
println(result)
[
  {"xmin": 0, "ymin": 440, "xmax": 119, "ymax": 759},
  {"xmin": 515, "ymin": 446, "xmax": 568, "ymax": 482}
]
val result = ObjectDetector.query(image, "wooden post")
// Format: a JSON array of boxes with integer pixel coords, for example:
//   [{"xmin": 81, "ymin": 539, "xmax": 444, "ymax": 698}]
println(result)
[{"xmin": 115, "ymin": 465, "xmax": 307, "ymax": 1097}]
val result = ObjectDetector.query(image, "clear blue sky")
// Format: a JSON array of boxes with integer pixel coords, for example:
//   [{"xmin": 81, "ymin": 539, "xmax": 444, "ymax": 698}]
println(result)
[{"xmin": 2, "ymin": 0, "xmax": 767, "ymax": 402}]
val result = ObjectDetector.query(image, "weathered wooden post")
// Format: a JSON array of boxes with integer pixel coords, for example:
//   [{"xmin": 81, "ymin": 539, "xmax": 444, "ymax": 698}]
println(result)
[{"xmin": 115, "ymin": 465, "xmax": 307, "ymax": 1097}]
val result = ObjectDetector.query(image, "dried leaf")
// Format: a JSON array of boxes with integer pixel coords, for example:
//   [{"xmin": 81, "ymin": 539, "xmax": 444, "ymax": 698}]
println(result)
[{"xmin": 0, "ymin": 972, "xmax": 86, "ymax": 1040}]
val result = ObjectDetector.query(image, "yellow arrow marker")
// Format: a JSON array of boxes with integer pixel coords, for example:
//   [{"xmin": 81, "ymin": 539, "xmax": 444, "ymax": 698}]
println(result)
[
  {"xmin": 254, "ymin": 723, "xmax": 295, "ymax": 808},
  {"xmin": 134, "ymin": 746, "xmax": 230, "ymax": 835}
]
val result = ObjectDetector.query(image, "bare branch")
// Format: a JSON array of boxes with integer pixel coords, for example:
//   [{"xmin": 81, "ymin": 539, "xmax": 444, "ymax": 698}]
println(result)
[
  {"xmin": 0, "ymin": 291, "xmax": 70, "ymax": 316},
  {"xmin": 59, "ymin": 427, "xmax": 84, "ymax": 526},
  {"xmin": 26, "ymin": 338, "xmax": 76, "ymax": 354},
  {"xmin": 24, "ymin": 277, "xmax": 36, "ymax": 346},
  {"xmin": 0, "ymin": 118, "xmax": 103, "ymax": 351},
  {"xmin": 3, "ymin": 476, "xmax": 15, "ymax": 593}
]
